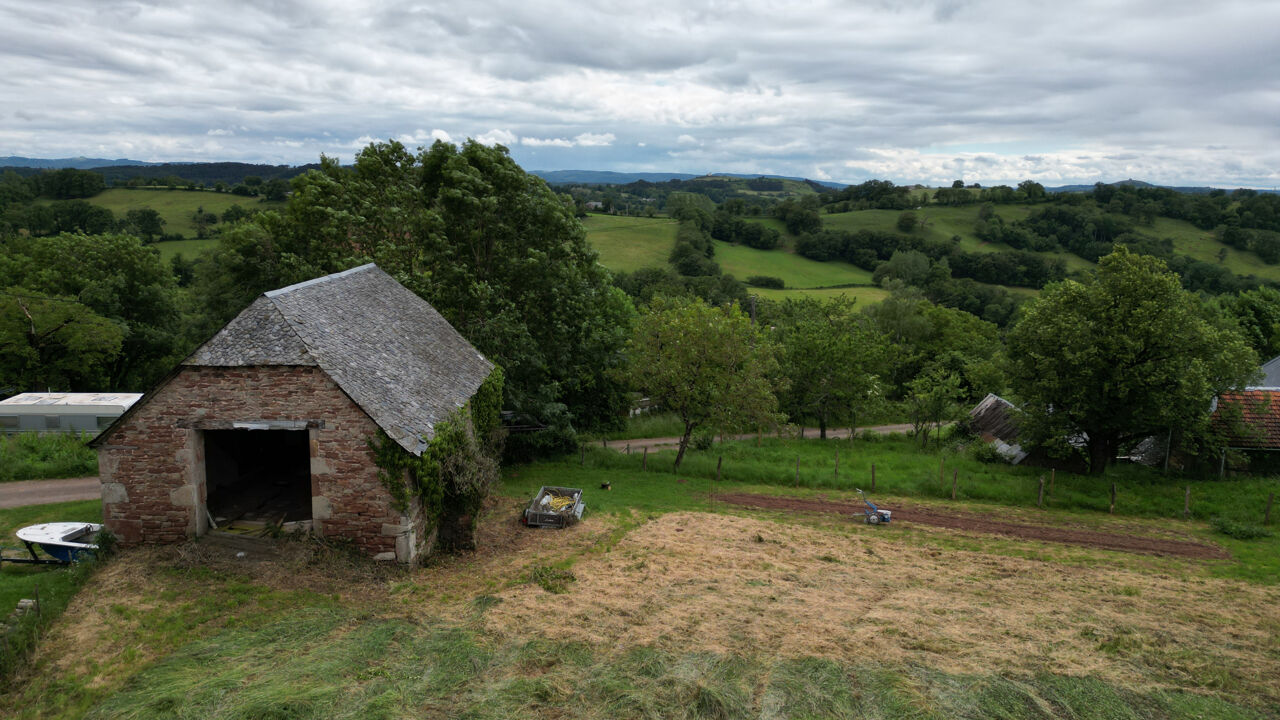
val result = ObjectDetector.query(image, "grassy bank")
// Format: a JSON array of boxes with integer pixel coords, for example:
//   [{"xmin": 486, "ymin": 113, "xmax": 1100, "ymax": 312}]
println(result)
[{"xmin": 579, "ymin": 434, "xmax": 1279, "ymax": 523}]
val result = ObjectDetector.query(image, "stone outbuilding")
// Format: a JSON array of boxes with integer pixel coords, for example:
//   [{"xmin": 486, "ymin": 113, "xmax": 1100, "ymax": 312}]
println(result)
[{"xmin": 92, "ymin": 264, "xmax": 493, "ymax": 562}]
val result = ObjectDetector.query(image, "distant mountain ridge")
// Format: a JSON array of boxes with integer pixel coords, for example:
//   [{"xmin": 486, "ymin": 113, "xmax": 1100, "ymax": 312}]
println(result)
[
  {"xmin": 1043, "ymin": 178, "xmax": 1275, "ymax": 195},
  {"xmin": 532, "ymin": 169, "xmax": 846, "ymax": 188},
  {"xmin": 0, "ymin": 156, "xmax": 165, "ymax": 169},
  {"xmin": 3, "ymin": 157, "xmax": 1270, "ymax": 194}
]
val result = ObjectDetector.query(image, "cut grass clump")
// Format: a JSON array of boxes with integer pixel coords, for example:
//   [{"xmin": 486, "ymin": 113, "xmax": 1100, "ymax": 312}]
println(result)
[
  {"xmin": 1210, "ymin": 516, "xmax": 1273, "ymax": 540},
  {"xmin": 0, "ymin": 432, "xmax": 98, "ymax": 481},
  {"xmin": 529, "ymin": 566, "xmax": 576, "ymax": 594}
]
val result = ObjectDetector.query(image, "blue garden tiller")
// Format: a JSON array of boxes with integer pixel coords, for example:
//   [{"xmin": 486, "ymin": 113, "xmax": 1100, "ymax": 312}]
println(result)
[{"xmin": 855, "ymin": 489, "xmax": 892, "ymax": 525}]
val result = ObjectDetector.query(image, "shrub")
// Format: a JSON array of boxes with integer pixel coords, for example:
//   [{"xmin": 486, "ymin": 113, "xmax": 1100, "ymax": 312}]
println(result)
[
  {"xmin": 968, "ymin": 441, "xmax": 1009, "ymax": 464},
  {"xmin": 746, "ymin": 275, "xmax": 784, "ymax": 289},
  {"xmin": 691, "ymin": 430, "xmax": 716, "ymax": 450},
  {"xmin": 0, "ymin": 432, "xmax": 98, "ymax": 481},
  {"xmin": 1210, "ymin": 516, "xmax": 1273, "ymax": 540}
]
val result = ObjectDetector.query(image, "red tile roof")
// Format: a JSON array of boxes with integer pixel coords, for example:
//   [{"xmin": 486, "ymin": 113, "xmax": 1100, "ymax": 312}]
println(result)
[{"xmin": 1211, "ymin": 390, "xmax": 1280, "ymax": 448}]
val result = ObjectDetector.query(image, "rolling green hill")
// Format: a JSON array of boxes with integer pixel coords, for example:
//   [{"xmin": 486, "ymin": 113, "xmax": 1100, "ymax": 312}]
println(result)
[
  {"xmin": 582, "ymin": 213, "xmax": 882, "ymax": 302},
  {"xmin": 85, "ymin": 188, "xmax": 284, "ymax": 238},
  {"xmin": 713, "ymin": 240, "xmax": 873, "ymax": 287},
  {"xmin": 822, "ymin": 205, "xmax": 1094, "ymax": 273}
]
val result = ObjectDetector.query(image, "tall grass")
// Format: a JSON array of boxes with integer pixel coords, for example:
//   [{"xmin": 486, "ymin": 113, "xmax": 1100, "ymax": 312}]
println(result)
[{"xmin": 0, "ymin": 432, "xmax": 99, "ymax": 482}]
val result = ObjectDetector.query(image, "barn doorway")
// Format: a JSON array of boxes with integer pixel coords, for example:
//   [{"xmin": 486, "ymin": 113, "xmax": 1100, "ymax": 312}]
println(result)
[{"xmin": 204, "ymin": 429, "xmax": 311, "ymax": 528}]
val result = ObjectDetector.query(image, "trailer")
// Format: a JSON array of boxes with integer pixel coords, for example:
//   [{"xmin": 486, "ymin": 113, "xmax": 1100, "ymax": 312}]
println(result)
[{"xmin": 522, "ymin": 486, "xmax": 585, "ymax": 528}]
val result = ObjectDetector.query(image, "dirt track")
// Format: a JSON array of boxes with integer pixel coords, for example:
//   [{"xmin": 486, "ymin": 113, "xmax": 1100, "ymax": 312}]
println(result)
[
  {"xmin": 715, "ymin": 492, "xmax": 1229, "ymax": 559},
  {"xmin": 0, "ymin": 477, "xmax": 99, "ymax": 509}
]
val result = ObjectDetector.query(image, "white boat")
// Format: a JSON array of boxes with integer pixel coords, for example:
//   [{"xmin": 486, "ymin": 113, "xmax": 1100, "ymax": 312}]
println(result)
[{"xmin": 14, "ymin": 522, "xmax": 101, "ymax": 563}]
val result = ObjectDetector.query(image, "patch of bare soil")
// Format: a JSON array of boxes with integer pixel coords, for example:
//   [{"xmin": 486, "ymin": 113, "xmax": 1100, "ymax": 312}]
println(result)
[
  {"xmin": 482, "ymin": 512, "xmax": 1280, "ymax": 702},
  {"xmin": 715, "ymin": 493, "xmax": 1229, "ymax": 559}
]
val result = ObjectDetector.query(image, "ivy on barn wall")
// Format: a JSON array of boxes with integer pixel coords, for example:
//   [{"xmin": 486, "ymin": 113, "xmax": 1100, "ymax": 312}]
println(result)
[{"xmin": 369, "ymin": 366, "xmax": 505, "ymax": 521}]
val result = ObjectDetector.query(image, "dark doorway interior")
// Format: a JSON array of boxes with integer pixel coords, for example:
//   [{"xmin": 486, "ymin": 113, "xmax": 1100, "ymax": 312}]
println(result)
[{"xmin": 204, "ymin": 429, "xmax": 311, "ymax": 524}]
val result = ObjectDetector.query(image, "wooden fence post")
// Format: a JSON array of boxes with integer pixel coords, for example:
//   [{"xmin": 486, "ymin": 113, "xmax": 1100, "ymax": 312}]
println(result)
[
  {"xmin": 626, "ymin": 443, "xmax": 630, "ymax": 455},
  {"xmin": 1265, "ymin": 492, "xmax": 1274, "ymax": 525},
  {"xmin": 642, "ymin": 446, "xmax": 648, "ymax": 471},
  {"xmin": 1037, "ymin": 476, "xmax": 1045, "ymax": 508},
  {"xmin": 871, "ymin": 463, "xmax": 876, "ymax": 491},
  {"xmin": 952, "ymin": 470, "xmax": 958, "ymax": 501},
  {"xmin": 602, "ymin": 438, "xmax": 607, "ymax": 449},
  {"xmin": 1109, "ymin": 483, "xmax": 1116, "ymax": 514},
  {"xmin": 716, "ymin": 455, "xmax": 723, "ymax": 484},
  {"xmin": 1184, "ymin": 485, "xmax": 1191, "ymax": 520}
]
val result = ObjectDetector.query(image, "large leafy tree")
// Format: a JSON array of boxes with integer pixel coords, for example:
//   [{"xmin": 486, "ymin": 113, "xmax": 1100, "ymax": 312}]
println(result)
[
  {"xmin": 1007, "ymin": 247, "xmax": 1257, "ymax": 474},
  {"xmin": 1220, "ymin": 286, "xmax": 1280, "ymax": 360},
  {"xmin": 862, "ymin": 281, "xmax": 1005, "ymax": 400},
  {"xmin": 0, "ymin": 233, "xmax": 183, "ymax": 391},
  {"xmin": 196, "ymin": 139, "xmax": 635, "ymax": 430},
  {"xmin": 624, "ymin": 296, "xmax": 782, "ymax": 469},
  {"xmin": 0, "ymin": 290, "xmax": 124, "ymax": 392},
  {"xmin": 768, "ymin": 297, "xmax": 886, "ymax": 438}
]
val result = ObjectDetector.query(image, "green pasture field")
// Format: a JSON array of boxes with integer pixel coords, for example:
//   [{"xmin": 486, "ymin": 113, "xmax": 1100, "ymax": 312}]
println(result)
[
  {"xmin": 714, "ymin": 240, "xmax": 873, "ymax": 288},
  {"xmin": 84, "ymin": 188, "xmax": 283, "ymax": 239},
  {"xmin": 581, "ymin": 214, "xmax": 678, "ymax": 272},
  {"xmin": 1148, "ymin": 216, "xmax": 1280, "ymax": 282},
  {"xmin": 582, "ymin": 214, "xmax": 886, "ymax": 304},
  {"xmin": 750, "ymin": 285, "xmax": 890, "ymax": 304},
  {"xmin": 152, "ymin": 238, "xmax": 217, "ymax": 264}
]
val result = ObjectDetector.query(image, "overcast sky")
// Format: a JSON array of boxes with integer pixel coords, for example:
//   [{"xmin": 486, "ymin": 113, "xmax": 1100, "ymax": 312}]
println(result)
[{"xmin": 2, "ymin": 0, "xmax": 1278, "ymax": 187}]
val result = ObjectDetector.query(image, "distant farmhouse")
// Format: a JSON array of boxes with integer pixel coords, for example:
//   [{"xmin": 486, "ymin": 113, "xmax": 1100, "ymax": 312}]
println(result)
[
  {"xmin": 92, "ymin": 265, "xmax": 492, "ymax": 562},
  {"xmin": 1208, "ymin": 354, "xmax": 1280, "ymax": 472}
]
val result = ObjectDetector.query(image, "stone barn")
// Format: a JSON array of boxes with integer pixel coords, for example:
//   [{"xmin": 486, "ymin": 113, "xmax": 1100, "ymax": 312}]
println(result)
[{"xmin": 92, "ymin": 264, "xmax": 493, "ymax": 562}]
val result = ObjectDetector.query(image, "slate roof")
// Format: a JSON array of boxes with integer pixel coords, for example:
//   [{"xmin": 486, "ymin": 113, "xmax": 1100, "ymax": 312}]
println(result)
[
  {"xmin": 187, "ymin": 264, "xmax": 493, "ymax": 454},
  {"xmin": 969, "ymin": 393, "xmax": 1020, "ymax": 443},
  {"xmin": 967, "ymin": 393, "xmax": 1028, "ymax": 464},
  {"xmin": 1258, "ymin": 355, "xmax": 1280, "ymax": 387},
  {"xmin": 1210, "ymin": 389, "xmax": 1280, "ymax": 449}
]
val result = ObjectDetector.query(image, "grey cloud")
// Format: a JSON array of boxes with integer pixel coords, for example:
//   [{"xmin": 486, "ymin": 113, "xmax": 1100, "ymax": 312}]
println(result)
[{"xmin": 0, "ymin": 0, "xmax": 1277, "ymax": 185}]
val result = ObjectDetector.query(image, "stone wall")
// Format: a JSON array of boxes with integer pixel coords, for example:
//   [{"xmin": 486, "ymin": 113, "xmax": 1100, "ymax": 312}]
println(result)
[{"xmin": 97, "ymin": 365, "xmax": 429, "ymax": 561}]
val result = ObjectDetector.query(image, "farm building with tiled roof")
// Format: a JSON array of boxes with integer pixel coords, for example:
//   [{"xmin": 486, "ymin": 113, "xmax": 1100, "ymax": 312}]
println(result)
[
  {"xmin": 92, "ymin": 264, "xmax": 493, "ymax": 562},
  {"xmin": 1209, "ymin": 389, "xmax": 1280, "ymax": 450}
]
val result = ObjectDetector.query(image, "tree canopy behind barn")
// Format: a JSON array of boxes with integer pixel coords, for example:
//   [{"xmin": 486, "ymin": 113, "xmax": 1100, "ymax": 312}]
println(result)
[{"xmin": 195, "ymin": 139, "xmax": 635, "ymax": 433}]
